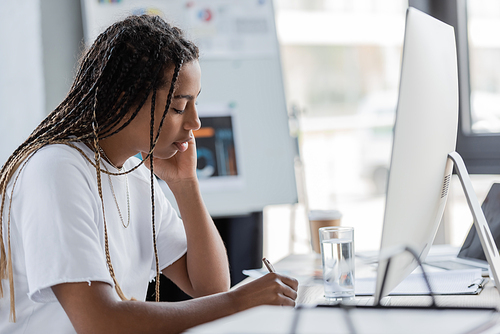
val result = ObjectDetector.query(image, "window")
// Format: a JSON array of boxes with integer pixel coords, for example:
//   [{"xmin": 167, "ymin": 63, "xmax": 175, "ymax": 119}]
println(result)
[
  {"xmin": 465, "ymin": 0, "xmax": 500, "ymax": 135},
  {"xmin": 406, "ymin": 0, "xmax": 500, "ymax": 246},
  {"xmin": 442, "ymin": 0, "xmax": 500, "ymax": 173},
  {"xmin": 265, "ymin": 0, "xmax": 500, "ymax": 261},
  {"xmin": 265, "ymin": 0, "xmax": 407, "ymax": 259}
]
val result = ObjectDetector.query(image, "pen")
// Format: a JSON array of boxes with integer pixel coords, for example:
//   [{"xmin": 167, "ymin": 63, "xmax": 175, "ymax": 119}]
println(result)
[
  {"xmin": 468, "ymin": 278, "xmax": 484, "ymax": 289},
  {"xmin": 262, "ymin": 257, "xmax": 276, "ymax": 273}
]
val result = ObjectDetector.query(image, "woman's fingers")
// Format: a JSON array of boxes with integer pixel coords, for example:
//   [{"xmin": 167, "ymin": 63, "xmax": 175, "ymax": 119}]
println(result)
[
  {"xmin": 278, "ymin": 274, "xmax": 299, "ymax": 294},
  {"xmin": 232, "ymin": 272, "xmax": 299, "ymax": 311},
  {"xmin": 266, "ymin": 273, "xmax": 298, "ymax": 306},
  {"xmin": 280, "ymin": 285, "xmax": 298, "ymax": 303}
]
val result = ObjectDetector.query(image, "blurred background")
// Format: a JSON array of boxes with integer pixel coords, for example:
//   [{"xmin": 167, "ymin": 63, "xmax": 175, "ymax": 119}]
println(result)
[
  {"xmin": 2, "ymin": 0, "xmax": 500, "ymax": 270},
  {"xmin": 264, "ymin": 0, "xmax": 500, "ymax": 262}
]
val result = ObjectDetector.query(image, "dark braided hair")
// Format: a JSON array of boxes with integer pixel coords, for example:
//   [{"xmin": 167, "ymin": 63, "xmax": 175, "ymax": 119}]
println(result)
[{"xmin": 0, "ymin": 15, "xmax": 199, "ymax": 322}]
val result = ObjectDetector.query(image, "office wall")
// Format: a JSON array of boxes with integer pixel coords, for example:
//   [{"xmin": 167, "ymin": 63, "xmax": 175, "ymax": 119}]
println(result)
[
  {"xmin": 40, "ymin": 0, "xmax": 84, "ymax": 114},
  {"xmin": 0, "ymin": 0, "xmax": 46, "ymax": 165},
  {"xmin": 0, "ymin": 0, "xmax": 84, "ymax": 166}
]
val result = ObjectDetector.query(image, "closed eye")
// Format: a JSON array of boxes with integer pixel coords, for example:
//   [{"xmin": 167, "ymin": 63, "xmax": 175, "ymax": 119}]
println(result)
[{"xmin": 173, "ymin": 108, "xmax": 185, "ymax": 114}]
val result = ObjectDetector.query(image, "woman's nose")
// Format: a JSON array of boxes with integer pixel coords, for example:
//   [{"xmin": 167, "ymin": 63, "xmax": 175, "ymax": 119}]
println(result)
[{"xmin": 185, "ymin": 108, "xmax": 201, "ymax": 131}]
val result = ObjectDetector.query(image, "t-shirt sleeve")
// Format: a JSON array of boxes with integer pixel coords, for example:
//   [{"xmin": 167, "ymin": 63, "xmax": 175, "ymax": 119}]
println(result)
[
  {"xmin": 153, "ymin": 180, "xmax": 187, "ymax": 274},
  {"xmin": 12, "ymin": 147, "xmax": 113, "ymax": 303}
]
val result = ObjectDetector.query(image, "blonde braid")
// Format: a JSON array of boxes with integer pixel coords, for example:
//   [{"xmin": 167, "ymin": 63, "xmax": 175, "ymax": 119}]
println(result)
[
  {"xmin": 5, "ymin": 154, "xmax": 37, "ymax": 322},
  {"xmin": 2, "ymin": 145, "xmax": 46, "ymax": 321},
  {"xmin": 91, "ymin": 89, "xmax": 132, "ymax": 301},
  {"xmin": 0, "ymin": 143, "xmax": 45, "ymax": 303}
]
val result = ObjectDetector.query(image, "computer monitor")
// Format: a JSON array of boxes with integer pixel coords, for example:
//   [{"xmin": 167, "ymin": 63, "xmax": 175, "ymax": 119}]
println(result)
[{"xmin": 373, "ymin": 7, "xmax": 459, "ymax": 302}]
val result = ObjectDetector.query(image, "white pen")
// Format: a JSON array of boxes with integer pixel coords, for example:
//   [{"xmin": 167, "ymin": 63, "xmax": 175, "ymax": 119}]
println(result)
[{"xmin": 262, "ymin": 257, "xmax": 276, "ymax": 273}]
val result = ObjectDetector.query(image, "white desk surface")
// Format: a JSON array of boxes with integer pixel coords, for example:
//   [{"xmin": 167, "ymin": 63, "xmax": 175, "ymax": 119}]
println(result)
[
  {"xmin": 185, "ymin": 253, "xmax": 500, "ymax": 333},
  {"xmin": 237, "ymin": 252, "xmax": 500, "ymax": 308}
]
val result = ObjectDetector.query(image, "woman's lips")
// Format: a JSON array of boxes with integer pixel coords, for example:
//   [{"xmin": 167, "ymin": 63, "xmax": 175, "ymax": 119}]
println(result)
[{"xmin": 174, "ymin": 141, "xmax": 189, "ymax": 152}]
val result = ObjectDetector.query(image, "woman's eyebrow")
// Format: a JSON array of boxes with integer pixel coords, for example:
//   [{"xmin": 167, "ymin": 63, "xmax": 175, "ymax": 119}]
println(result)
[
  {"xmin": 173, "ymin": 94, "xmax": 195, "ymax": 100},
  {"xmin": 173, "ymin": 89, "xmax": 201, "ymax": 101}
]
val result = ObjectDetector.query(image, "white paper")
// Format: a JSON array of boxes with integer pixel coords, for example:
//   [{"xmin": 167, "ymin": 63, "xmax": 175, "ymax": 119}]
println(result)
[{"xmin": 356, "ymin": 269, "xmax": 485, "ymax": 295}]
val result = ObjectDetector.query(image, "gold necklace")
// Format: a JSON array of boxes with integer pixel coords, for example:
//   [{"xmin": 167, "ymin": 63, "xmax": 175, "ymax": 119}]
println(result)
[{"xmin": 99, "ymin": 147, "xmax": 130, "ymax": 228}]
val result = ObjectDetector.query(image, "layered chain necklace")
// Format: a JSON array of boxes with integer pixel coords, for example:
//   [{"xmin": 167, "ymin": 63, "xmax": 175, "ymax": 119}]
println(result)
[{"xmin": 99, "ymin": 146, "xmax": 130, "ymax": 228}]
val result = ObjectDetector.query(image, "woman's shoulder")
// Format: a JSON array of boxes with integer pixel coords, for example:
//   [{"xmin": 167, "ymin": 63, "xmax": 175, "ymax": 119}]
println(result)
[
  {"xmin": 29, "ymin": 142, "xmax": 93, "ymax": 166},
  {"xmin": 17, "ymin": 142, "xmax": 95, "ymax": 181},
  {"xmin": 6, "ymin": 142, "xmax": 96, "ymax": 192}
]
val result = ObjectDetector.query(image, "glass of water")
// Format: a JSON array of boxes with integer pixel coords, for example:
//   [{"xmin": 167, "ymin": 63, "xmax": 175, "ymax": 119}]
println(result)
[{"xmin": 319, "ymin": 226, "xmax": 355, "ymax": 299}]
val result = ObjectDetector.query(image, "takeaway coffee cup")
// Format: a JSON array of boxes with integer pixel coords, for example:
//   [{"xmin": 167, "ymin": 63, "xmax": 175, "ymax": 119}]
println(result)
[{"xmin": 309, "ymin": 209, "xmax": 342, "ymax": 253}]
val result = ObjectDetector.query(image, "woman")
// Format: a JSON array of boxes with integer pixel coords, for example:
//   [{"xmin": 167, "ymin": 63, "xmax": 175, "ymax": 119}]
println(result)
[{"xmin": 0, "ymin": 15, "xmax": 297, "ymax": 333}]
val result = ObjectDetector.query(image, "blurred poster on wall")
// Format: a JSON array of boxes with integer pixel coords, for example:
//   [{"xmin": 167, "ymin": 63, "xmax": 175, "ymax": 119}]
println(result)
[
  {"xmin": 81, "ymin": 0, "xmax": 277, "ymax": 59},
  {"xmin": 194, "ymin": 104, "xmax": 244, "ymax": 192},
  {"xmin": 184, "ymin": 0, "xmax": 277, "ymax": 59},
  {"xmin": 81, "ymin": 0, "xmax": 184, "ymax": 45}
]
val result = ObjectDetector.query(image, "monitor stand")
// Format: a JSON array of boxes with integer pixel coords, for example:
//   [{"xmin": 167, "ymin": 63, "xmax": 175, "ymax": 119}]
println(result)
[{"xmin": 448, "ymin": 151, "xmax": 500, "ymax": 288}]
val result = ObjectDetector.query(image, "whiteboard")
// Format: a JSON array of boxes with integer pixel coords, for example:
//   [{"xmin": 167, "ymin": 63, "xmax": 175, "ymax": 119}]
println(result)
[{"xmin": 81, "ymin": 0, "xmax": 297, "ymax": 217}]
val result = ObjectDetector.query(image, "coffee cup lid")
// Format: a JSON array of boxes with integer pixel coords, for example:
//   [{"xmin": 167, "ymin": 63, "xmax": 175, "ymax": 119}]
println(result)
[{"xmin": 308, "ymin": 209, "xmax": 342, "ymax": 221}]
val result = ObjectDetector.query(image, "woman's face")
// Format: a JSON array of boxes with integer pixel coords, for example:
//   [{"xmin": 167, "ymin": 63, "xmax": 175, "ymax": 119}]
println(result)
[{"xmin": 129, "ymin": 60, "xmax": 202, "ymax": 159}]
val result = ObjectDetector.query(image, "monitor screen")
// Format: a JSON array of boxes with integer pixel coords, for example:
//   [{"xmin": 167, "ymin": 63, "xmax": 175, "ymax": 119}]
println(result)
[{"xmin": 374, "ymin": 7, "xmax": 459, "ymax": 302}]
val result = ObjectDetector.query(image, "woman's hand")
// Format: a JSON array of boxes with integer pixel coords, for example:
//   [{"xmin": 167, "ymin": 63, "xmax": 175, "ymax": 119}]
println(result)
[
  {"xmin": 142, "ymin": 134, "xmax": 198, "ymax": 186},
  {"xmin": 230, "ymin": 273, "xmax": 299, "ymax": 312}
]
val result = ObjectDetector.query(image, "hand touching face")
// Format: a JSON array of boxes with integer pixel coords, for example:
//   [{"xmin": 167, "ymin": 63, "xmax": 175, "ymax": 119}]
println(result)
[
  {"xmin": 130, "ymin": 60, "xmax": 202, "ymax": 161},
  {"xmin": 133, "ymin": 60, "xmax": 202, "ymax": 182}
]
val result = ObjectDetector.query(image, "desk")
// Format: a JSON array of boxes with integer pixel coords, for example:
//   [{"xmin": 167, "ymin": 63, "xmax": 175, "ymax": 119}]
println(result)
[
  {"xmin": 256, "ymin": 253, "xmax": 500, "ymax": 309},
  {"xmin": 185, "ymin": 253, "xmax": 500, "ymax": 333}
]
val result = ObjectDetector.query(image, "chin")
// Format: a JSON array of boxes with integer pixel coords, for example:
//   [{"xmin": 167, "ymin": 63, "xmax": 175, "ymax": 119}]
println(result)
[{"xmin": 152, "ymin": 149, "xmax": 178, "ymax": 160}]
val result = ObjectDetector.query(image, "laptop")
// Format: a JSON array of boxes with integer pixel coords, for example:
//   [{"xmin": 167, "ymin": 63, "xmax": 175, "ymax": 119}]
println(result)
[{"xmin": 425, "ymin": 183, "xmax": 500, "ymax": 274}]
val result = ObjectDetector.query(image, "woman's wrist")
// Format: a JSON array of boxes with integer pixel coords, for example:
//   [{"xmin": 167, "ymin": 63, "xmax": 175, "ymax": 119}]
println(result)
[
  {"xmin": 167, "ymin": 178, "xmax": 207, "ymax": 216},
  {"xmin": 225, "ymin": 288, "xmax": 246, "ymax": 314},
  {"xmin": 166, "ymin": 177, "xmax": 199, "ymax": 195}
]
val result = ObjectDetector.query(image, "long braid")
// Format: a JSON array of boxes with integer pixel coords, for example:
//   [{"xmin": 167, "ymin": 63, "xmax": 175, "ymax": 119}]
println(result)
[
  {"xmin": 149, "ymin": 60, "xmax": 182, "ymax": 302},
  {"xmin": 90, "ymin": 89, "xmax": 129, "ymax": 301},
  {"xmin": 153, "ymin": 61, "xmax": 183, "ymax": 149},
  {"xmin": 5, "ymin": 153, "xmax": 38, "ymax": 322},
  {"xmin": 149, "ymin": 88, "xmax": 161, "ymax": 302},
  {"xmin": 0, "ymin": 14, "xmax": 199, "ymax": 318}
]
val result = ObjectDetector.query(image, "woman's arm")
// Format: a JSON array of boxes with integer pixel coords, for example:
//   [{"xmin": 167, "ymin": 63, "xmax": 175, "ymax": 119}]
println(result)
[
  {"xmin": 146, "ymin": 137, "xmax": 230, "ymax": 297},
  {"xmin": 163, "ymin": 178, "xmax": 230, "ymax": 297},
  {"xmin": 52, "ymin": 273, "xmax": 297, "ymax": 334}
]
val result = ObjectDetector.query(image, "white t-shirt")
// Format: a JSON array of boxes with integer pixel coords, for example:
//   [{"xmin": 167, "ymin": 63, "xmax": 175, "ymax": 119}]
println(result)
[{"xmin": 0, "ymin": 142, "xmax": 187, "ymax": 333}]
